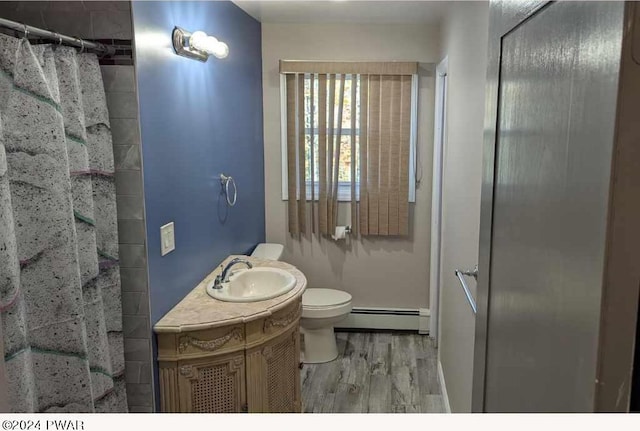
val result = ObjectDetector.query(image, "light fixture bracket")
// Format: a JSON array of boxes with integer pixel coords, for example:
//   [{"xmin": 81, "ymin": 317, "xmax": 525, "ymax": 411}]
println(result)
[{"xmin": 172, "ymin": 26, "xmax": 208, "ymax": 62}]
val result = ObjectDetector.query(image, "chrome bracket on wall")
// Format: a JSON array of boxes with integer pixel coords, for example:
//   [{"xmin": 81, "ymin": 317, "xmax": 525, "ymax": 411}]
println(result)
[
  {"xmin": 455, "ymin": 264, "xmax": 478, "ymax": 314},
  {"xmin": 457, "ymin": 264, "xmax": 478, "ymax": 280},
  {"xmin": 172, "ymin": 26, "xmax": 208, "ymax": 62}
]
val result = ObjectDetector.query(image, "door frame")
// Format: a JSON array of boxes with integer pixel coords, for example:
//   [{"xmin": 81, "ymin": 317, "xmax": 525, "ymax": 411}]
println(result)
[
  {"xmin": 429, "ymin": 57, "xmax": 448, "ymax": 345},
  {"xmin": 474, "ymin": 0, "xmax": 640, "ymax": 412}
]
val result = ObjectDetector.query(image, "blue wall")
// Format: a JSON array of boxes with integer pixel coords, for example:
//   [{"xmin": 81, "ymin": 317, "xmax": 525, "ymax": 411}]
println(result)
[{"xmin": 132, "ymin": 1, "xmax": 265, "ymax": 325}]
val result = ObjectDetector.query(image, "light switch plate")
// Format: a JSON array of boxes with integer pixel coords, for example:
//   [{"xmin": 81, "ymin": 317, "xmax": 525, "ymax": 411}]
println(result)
[{"xmin": 160, "ymin": 222, "xmax": 175, "ymax": 256}]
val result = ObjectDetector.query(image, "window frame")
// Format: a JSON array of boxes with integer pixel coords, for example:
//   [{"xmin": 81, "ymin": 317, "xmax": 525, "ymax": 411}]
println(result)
[{"xmin": 280, "ymin": 73, "xmax": 419, "ymax": 203}]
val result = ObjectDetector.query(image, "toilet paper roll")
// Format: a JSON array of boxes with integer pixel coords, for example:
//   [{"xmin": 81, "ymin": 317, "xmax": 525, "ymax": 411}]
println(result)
[{"xmin": 332, "ymin": 226, "xmax": 347, "ymax": 241}]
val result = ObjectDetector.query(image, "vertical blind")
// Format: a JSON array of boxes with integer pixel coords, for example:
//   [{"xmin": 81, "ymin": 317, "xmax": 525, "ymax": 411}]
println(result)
[{"xmin": 281, "ymin": 61, "xmax": 417, "ymax": 237}]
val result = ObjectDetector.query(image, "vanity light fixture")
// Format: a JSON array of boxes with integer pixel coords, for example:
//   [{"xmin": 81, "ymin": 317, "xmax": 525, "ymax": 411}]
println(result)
[{"xmin": 172, "ymin": 26, "xmax": 229, "ymax": 62}]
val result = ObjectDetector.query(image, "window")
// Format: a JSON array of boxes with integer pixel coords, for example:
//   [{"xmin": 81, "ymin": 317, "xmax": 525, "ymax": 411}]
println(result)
[
  {"xmin": 280, "ymin": 61, "xmax": 418, "ymax": 237},
  {"xmin": 302, "ymin": 74, "xmax": 358, "ymax": 200},
  {"xmin": 280, "ymin": 74, "xmax": 418, "ymax": 202}
]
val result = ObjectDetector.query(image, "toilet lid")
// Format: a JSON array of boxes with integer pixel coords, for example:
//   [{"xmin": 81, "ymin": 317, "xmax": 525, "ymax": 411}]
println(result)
[{"xmin": 303, "ymin": 288, "xmax": 352, "ymax": 308}]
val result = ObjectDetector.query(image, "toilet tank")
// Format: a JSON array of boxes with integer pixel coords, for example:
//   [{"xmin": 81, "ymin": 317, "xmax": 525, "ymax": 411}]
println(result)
[{"xmin": 250, "ymin": 243, "xmax": 284, "ymax": 261}]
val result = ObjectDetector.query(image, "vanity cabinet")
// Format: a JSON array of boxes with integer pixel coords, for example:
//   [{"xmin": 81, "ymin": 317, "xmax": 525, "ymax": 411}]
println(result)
[{"xmin": 157, "ymin": 298, "xmax": 302, "ymax": 413}]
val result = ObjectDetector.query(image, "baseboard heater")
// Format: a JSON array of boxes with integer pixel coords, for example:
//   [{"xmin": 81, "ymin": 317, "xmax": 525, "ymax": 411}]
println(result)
[{"xmin": 336, "ymin": 307, "xmax": 430, "ymax": 334}]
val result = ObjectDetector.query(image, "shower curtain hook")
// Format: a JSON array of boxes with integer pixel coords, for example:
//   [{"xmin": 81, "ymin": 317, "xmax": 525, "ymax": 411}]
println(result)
[
  {"xmin": 48, "ymin": 30, "xmax": 62, "ymax": 50},
  {"xmin": 22, "ymin": 23, "xmax": 29, "ymax": 40},
  {"xmin": 78, "ymin": 38, "xmax": 84, "ymax": 54}
]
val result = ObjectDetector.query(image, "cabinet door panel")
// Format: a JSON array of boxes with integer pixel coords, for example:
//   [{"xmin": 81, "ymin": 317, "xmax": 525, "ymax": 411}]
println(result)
[
  {"xmin": 264, "ymin": 327, "xmax": 300, "ymax": 412},
  {"xmin": 246, "ymin": 324, "xmax": 301, "ymax": 412},
  {"xmin": 178, "ymin": 352, "xmax": 246, "ymax": 413}
]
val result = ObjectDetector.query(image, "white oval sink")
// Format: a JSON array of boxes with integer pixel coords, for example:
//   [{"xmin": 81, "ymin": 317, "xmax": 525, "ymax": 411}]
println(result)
[{"xmin": 206, "ymin": 267, "xmax": 296, "ymax": 302}]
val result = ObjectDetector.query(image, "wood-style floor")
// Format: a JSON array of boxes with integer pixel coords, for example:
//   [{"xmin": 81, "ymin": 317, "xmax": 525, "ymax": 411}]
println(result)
[{"xmin": 300, "ymin": 331, "xmax": 446, "ymax": 413}]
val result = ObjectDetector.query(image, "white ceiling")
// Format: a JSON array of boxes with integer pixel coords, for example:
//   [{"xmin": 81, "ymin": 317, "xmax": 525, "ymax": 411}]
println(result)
[{"xmin": 233, "ymin": 1, "xmax": 450, "ymax": 25}]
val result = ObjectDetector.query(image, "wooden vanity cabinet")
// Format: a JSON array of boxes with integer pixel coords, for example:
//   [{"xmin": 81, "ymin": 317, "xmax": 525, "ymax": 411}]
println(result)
[{"xmin": 157, "ymin": 298, "xmax": 302, "ymax": 413}]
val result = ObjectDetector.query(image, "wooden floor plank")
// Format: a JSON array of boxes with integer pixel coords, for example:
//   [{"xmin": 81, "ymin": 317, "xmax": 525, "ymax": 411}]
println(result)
[
  {"xmin": 416, "ymin": 358, "xmax": 441, "ymax": 395},
  {"xmin": 390, "ymin": 333, "xmax": 420, "ymax": 406},
  {"xmin": 390, "ymin": 363, "xmax": 420, "ymax": 406},
  {"xmin": 344, "ymin": 332, "xmax": 367, "ymax": 355},
  {"xmin": 391, "ymin": 333, "xmax": 418, "ymax": 368},
  {"xmin": 375, "ymin": 332, "xmax": 392, "ymax": 344},
  {"xmin": 300, "ymin": 362, "xmax": 318, "ymax": 411},
  {"xmin": 367, "ymin": 374, "xmax": 391, "ymax": 413},
  {"xmin": 392, "ymin": 404, "xmax": 421, "ymax": 413},
  {"xmin": 334, "ymin": 333, "xmax": 372, "ymax": 413},
  {"xmin": 303, "ymin": 391, "xmax": 335, "ymax": 413},
  {"xmin": 370, "ymin": 334, "xmax": 391, "ymax": 376},
  {"xmin": 302, "ymin": 331, "xmax": 442, "ymax": 414},
  {"xmin": 333, "ymin": 382, "xmax": 367, "ymax": 413},
  {"xmin": 320, "ymin": 392, "xmax": 336, "ymax": 413},
  {"xmin": 422, "ymin": 336, "xmax": 439, "ymax": 361}
]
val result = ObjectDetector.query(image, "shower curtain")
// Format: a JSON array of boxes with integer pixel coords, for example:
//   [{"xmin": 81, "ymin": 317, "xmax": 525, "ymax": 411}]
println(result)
[{"xmin": 0, "ymin": 34, "xmax": 127, "ymax": 412}]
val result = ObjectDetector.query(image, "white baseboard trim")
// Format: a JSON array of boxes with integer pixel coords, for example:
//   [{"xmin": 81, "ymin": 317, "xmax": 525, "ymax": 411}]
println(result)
[
  {"xmin": 418, "ymin": 308, "xmax": 430, "ymax": 334},
  {"xmin": 335, "ymin": 307, "xmax": 430, "ymax": 332},
  {"xmin": 437, "ymin": 360, "xmax": 452, "ymax": 413}
]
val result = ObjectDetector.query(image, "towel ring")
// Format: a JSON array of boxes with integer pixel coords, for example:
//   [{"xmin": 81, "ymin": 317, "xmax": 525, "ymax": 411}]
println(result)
[{"xmin": 220, "ymin": 174, "xmax": 237, "ymax": 207}]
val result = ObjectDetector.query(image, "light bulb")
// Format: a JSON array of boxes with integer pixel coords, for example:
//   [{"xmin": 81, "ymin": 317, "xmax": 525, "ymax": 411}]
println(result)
[
  {"xmin": 189, "ymin": 31, "xmax": 208, "ymax": 52},
  {"xmin": 203, "ymin": 36, "xmax": 220, "ymax": 54},
  {"xmin": 212, "ymin": 41, "xmax": 229, "ymax": 59},
  {"xmin": 187, "ymin": 30, "xmax": 228, "ymax": 59}
]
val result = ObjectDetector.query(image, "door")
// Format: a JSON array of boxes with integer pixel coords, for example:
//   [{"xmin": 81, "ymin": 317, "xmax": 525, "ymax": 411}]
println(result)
[
  {"xmin": 246, "ymin": 324, "xmax": 301, "ymax": 413},
  {"xmin": 177, "ymin": 352, "xmax": 246, "ymax": 413},
  {"xmin": 474, "ymin": 1, "xmax": 625, "ymax": 412}
]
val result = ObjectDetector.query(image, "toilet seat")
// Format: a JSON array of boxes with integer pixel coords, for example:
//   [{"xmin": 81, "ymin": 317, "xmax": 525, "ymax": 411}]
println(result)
[{"xmin": 302, "ymin": 288, "xmax": 352, "ymax": 319}]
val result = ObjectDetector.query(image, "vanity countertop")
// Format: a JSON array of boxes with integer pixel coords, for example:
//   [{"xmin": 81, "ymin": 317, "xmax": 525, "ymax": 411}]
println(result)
[{"xmin": 153, "ymin": 255, "xmax": 307, "ymax": 333}]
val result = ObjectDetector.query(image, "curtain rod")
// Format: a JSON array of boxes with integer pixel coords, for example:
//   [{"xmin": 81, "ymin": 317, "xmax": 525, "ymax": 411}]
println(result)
[{"xmin": 0, "ymin": 17, "xmax": 116, "ymax": 56}]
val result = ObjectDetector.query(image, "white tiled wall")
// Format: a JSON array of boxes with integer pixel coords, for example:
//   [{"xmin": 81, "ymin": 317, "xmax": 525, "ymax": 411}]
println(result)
[{"xmin": 103, "ymin": 63, "xmax": 154, "ymax": 414}]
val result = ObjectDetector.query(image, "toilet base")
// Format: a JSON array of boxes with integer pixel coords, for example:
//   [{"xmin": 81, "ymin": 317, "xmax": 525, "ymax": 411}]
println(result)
[{"xmin": 301, "ymin": 326, "xmax": 338, "ymax": 363}]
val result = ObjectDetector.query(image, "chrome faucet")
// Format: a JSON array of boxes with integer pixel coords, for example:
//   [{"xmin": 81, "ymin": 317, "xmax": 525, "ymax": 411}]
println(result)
[{"xmin": 213, "ymin": 258, "xmax": 253, "ymax": 289}]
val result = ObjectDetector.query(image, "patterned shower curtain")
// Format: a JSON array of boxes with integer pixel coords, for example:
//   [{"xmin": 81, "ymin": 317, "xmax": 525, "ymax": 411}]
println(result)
[{"xmin": 0, "ymin": 34, "xmax": 127, "ymax": 412}]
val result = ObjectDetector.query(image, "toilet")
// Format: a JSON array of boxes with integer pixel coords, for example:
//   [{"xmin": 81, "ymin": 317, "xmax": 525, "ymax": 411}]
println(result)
[
  {"xmin": 299, "ymin": 288, "xmax": 352, "ymax": 363},
  {"xmin": 251, "ymin": 243, "xmax": 285, "ymax": 260},
  {"xmin": 250, "ymin": 243, "xmax": 353, "ymax": 364}
]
